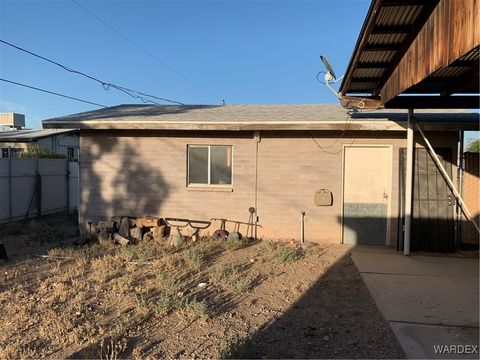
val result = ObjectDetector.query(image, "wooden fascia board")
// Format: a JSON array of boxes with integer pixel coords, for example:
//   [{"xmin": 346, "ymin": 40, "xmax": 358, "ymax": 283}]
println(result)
[{"xmin": 380, "ymin": 0, "xmax": 480, "ymax": 103}]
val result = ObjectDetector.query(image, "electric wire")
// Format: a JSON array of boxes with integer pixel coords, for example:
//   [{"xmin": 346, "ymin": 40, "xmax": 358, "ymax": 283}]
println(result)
[
  {"xmin": 0, "ymin": 78, "xmax": 107, "ymax": 108},
  {"xmin": 71, "ymin": 0, "xmax": 216, "ymax": 99},
  {"xmin": 0, "ymin": 39, "xmax": 184, "ymax": 105}
]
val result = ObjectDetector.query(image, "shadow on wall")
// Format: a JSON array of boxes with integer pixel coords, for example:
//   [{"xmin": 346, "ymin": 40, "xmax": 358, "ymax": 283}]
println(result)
[
  {"xmin": 226, "ymin": 245, "xmax": 405, "ymax": 359},
  {"xmin": 82, "ymin": 135, "xmax": 170, "ymax": 228}
]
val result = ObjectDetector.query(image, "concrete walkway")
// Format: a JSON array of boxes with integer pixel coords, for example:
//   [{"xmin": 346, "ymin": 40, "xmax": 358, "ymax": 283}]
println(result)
[{"xmin": 351, "ymin": 246, "xmax": 479, "ymax": 359}]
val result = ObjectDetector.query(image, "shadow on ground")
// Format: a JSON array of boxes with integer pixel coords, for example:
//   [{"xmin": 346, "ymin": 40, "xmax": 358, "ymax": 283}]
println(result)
[{"xmin": 231, "ymin": 250, "xmax": 405, "ymax": 359}]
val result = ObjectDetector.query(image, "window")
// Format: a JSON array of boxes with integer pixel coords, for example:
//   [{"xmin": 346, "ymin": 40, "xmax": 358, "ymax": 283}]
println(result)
[
  {"xmin": 188, "ymin": 145, "xmax": 232, "ymax": 186},
  {"xmin": 67, "ymin": 147, "xmax": 75, "ymax": 160},
  {"xmin": 11, "ymin": 149, "xmax": 23, "ymax": 158}
]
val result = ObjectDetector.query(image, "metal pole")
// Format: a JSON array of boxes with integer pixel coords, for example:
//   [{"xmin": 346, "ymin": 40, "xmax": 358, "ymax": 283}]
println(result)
[
  {"xmin": 415, "ymin": 124, "xmax": 480, "ymax": 234},
  {"xmin": 404, "ymin": 109, "xmax": 415, "ymax": 255},
  {"xmin": 455, "ymin": 131, "xmax": 464, "ymax": 250},
  {"xmin": 8, "ymin": 146, "xmax": 12, "ymax": 220},
  {"xmin": 66, "ymin": 159, "xmax": 70, "ymax": 216},
  {"xmin": 457, "ymin": 131, "xmax": 464, "ymax": 248},
  {"xmin": 300, "ymin": 211, "xmax": 306, "ymax": 243}
]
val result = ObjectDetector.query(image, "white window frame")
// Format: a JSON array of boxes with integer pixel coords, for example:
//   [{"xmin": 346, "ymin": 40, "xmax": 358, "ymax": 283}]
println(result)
[{"xmin": 187, "ymin": 145, "xmax": 233, "ymax": 187}]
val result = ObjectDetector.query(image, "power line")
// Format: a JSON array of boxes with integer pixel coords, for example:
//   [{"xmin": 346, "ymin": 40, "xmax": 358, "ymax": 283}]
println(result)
[
  {"xmin": 71, "ymin": 0, "xmax": 216, "ymax": 98},
  {"xmin": 0, "ymin": 39, "xmax": 184, "ymax": 105},
  {"xmin": 0, "ymin": 78, "xmax": 107, "ymax": 108}
]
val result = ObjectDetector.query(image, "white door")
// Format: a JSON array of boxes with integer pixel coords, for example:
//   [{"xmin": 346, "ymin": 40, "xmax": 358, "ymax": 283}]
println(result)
[{"xmin": 343, "ymin": 146, "xmax": 392, "ymax": 245}]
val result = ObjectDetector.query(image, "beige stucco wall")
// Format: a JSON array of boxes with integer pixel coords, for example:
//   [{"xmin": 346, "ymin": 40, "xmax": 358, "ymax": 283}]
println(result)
[{"xmin": 79, "ymin": 130, "xmax": 458, "ymax": 246}]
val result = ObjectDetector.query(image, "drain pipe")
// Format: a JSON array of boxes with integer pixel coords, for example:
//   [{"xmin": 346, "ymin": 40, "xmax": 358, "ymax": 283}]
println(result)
[
  {"xmin": 253, "ymin": 131, "xmax": 261, "ymax": 241},
  {"xmin": 415, "ymin": 124, "xmax": 480, "ymax": 235},
  {"xmin": 300, "ymin": 211, "xmax": 306, "ymax": 243}
]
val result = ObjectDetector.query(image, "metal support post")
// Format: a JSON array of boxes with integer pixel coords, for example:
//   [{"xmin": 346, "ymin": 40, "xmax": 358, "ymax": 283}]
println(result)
[{"xmin": 404, "ymin": 109, "xmax": 415, "ymax": 255}]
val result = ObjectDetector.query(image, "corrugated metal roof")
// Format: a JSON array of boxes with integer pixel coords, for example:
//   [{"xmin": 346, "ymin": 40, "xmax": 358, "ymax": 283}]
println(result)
[
  {"xmin": 0, "ymin": 129, "xmax": 77, "ymax": 141},
  {"xmin": 359, "ymin": 50, "xmax": 396, "ymax": 63},
  {"xmin": 376, "ymin": 5, "xmax": 423, "ymax": 26},
  {"xmin": 41, "ymin": 104, "xmax": 479, "ymax": 131},
  {"xmin": 340, "ymin": 0, "xmax": 441, "ymax": 96},
  {"xmin": 368, "ymin": 33, "xmax": 407, "ymax": 45}
]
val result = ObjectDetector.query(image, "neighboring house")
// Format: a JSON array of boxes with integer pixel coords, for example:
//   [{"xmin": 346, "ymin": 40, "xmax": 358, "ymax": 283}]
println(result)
[
  {"xmin": 0, "ymin": 112, "xmax": 25, "ymax": 130},
  {"xmin": 0, "ymin": 128, "xmax": 79, "ymax": 160},
  {"xmin": 42, "ymin": 104, "xmax": 478, "ymax": 251}
]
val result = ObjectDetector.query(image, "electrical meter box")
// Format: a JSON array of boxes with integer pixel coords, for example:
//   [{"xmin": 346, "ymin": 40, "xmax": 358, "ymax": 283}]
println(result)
[{"xmin": 314, "ymin": 189, "xmax": 333, "ymax": 206}]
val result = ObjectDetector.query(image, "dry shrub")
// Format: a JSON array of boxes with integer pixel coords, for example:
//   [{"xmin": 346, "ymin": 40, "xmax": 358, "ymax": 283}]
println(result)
[
  {"xmin": 179, "ymin": 298, "xmax": 208, "ymax": 322},
  {"xmin": 98, "ymin": 336, "xmax": 128, "ymax": 360},
  {"xmin": 264, "ymin": 240, "xmax": 304, "ymax": 263},
  {"xmin": 224, "ymin": 237, "xmax": 246, "ymax": 251},
  {"xmin": 209, "ymin": 263, "xmax": 253, "ymax": 293}
]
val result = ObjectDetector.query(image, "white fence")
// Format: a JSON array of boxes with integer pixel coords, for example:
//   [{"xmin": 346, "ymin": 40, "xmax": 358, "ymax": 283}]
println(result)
[{"xmin": 0, "ymin": 158, "xmax": 79, "ymax": 222}]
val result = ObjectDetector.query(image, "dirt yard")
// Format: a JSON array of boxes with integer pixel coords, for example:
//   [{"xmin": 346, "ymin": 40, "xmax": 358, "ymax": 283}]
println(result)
[{"xmin": 0, "ymin": 218, "xmax": 404, "ymax": 359}]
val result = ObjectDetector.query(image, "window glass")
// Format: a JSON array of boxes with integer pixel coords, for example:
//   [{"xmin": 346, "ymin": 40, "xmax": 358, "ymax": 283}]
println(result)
[
  {"xmin": 188, "ymin": 146, "xmax": 208, "ymax": 184},
  {"xmin": 210, "ymin": 145, "xmax": 232, "ymax": 185}
]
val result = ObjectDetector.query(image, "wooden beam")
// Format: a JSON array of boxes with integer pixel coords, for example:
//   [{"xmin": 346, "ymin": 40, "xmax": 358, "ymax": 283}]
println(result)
[
  {"xmin": 340, "ymin": 95, "xmax": 384, "ymax": 109},
  {"xmin": 373, "ymin": 0, "xmax": 439, "ymax": 95},
  {"xmin": 371, "ymin": 25, "xmax": 410, "ymax": 34},
  {"xmin": 384, "ymin": 95, "xmax": 480, "ymax": 109},
  {"xmin": 380, "ymin": 0, "xmax": 480, "ymax": 103}
]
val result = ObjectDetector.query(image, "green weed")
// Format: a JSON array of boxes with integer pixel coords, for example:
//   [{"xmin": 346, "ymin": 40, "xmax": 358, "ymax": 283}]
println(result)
[
  {"xmin": 219, "ymin": 336, "xmax": 252, "ymax": 359},
  {"xmin": 224, "ymin": 237, "xmax": 245, "ymax": 251}
]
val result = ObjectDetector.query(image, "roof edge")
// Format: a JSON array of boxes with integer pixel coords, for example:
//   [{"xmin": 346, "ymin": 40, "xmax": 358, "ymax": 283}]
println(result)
[{"xmin": 42, "ymin": 120, "xmax": 479, "ymax": 132}]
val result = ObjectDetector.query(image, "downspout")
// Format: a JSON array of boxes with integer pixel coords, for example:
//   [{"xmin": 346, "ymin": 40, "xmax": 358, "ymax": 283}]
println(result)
[
  {"xmin": 415, "ymin": 124, "xmax": 480, "ymax": 235},
  {"xmin": 254, "ymin": 131, "xmax": 261, "ymax": 240},
  {"xmin": 403, "ymin": 109, "xmax": 415, "ymax": 256}
]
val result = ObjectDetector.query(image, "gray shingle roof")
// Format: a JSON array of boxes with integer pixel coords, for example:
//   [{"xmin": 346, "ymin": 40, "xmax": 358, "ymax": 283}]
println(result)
[
  {"xmin": 41, "ymin": 104, "xmax": 479, "ymax": 131},
  {"xmin": 0, "ymin": 129, "xmax": 78, "ymax": 142}
]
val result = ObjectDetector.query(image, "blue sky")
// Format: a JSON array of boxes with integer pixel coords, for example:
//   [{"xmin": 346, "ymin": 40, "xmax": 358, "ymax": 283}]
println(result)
[
  {"xmin": 0, "ymin": 0, "xmax": 370, "ymax": 128},
  {"xmin": 0, "ymin": 0, "xmax": 478, "ymax": 144}
]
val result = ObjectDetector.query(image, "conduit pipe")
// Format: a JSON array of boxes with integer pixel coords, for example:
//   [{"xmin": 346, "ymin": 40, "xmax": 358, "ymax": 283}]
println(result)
[
  {"xmin": 254, "ymin": 131, "xmax": 261, "ymax": 240},
  {"xmin": 415, "ymin": 124, "xmax": 480, "ymax": 235},
  {"xmin": 300, "ymin": 211, "xmax": 306, "ymax": 243}
]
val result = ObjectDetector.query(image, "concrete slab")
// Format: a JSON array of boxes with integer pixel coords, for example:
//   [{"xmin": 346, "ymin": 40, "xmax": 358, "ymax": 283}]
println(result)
[
  {"xmin": 391, "ymin": 322, "xmax": 479, "ymax": 359},
  {"xmin": 351, "ymin": 247, "xmax": 480, "ymax": 359},
  {"xmin": 352, "ymin": 247, "xmax": 479, "ymax": 278},
  {"xmin": 361, "ymin": 273, "xmax": 478, "ymax": 326}
]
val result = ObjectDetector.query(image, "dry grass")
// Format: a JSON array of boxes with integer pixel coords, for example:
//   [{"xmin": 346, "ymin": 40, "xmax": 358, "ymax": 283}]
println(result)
[{"xmin": 0, "ymin": 231, "xmax": 364, "ymax": 359}]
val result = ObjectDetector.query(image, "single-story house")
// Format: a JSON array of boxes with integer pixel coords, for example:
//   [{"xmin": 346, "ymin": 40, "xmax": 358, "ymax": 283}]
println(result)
[
  {"xmin": 42, "ymin": 104, "xmax": 479, "ymax": 251},
  {"xmin": 0, "ymin": 127, "xmax": 79, "ymax": 160}
]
